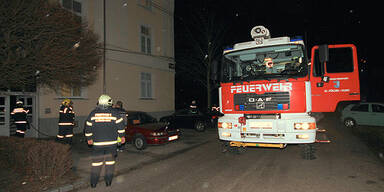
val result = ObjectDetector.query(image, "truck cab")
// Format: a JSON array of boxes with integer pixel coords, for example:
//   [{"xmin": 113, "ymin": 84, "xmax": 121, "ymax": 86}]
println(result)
[{"xmin": 217, "ymin": 26, "xmax": 360, "ymax": 159}]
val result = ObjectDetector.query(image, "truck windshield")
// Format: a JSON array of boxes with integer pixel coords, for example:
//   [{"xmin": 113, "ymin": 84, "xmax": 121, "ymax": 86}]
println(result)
[{"xmin": 222, "ymin": 44, "xmax": 307, "ymax": 82}]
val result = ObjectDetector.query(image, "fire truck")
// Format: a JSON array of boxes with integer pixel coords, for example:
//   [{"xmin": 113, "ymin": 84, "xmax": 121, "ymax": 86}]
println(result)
[{"xmin": 217, "ymin": 26, "xmax": 360, "ymax": 159}]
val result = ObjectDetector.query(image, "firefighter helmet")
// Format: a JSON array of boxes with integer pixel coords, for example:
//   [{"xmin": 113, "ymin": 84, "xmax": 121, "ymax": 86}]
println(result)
[
  {"xmin": 98, "ymin": 94, "xmax": 113, "ymax": 106},
  {"xmin": 16, "ymin": 100, "xmax": 23, "ymax": 105},
  {"xmin": 62, "ymin": 99, "xmax": 72, "ymax": 106}
]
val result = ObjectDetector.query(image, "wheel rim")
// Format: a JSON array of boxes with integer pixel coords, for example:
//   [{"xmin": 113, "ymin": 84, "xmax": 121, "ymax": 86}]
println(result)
[
  {"xmin": 196, "ymin": 122, "xmax": 204, "ymax": 131},
  {"xmin": 135, "ymin": 138, "xmax": 143, "ymax": 148},
  {"xmin": 345, "ymin": 119, "xmax": 354, "ymax": 127}
]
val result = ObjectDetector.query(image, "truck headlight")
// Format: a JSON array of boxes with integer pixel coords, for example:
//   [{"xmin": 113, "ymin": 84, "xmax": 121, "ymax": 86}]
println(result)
[
  {"xmin": 294, "ymin": 122, "xmax": 316, "ymax": 130},
  {"xmin": 218, "ymin": 122, "xmax": 232, "ymax": 129}
]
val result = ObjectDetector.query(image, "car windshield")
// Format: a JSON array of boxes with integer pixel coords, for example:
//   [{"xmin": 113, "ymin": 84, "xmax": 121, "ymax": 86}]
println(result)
[{"xmin": 221, "ymin": 44, "xmax": 308, "ymax": 82}]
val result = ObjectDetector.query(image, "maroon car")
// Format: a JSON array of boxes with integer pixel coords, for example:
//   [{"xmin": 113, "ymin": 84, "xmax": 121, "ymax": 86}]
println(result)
[{"xmin": 125, "ymin": 111, "xmax": 180, "ymax": 150}]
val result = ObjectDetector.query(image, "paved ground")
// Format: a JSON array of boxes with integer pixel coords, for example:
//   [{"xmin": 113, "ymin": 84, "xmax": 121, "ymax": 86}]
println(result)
[{"xmin": 71, "ymin": 113, "xmax": 384, "ymax": 192}]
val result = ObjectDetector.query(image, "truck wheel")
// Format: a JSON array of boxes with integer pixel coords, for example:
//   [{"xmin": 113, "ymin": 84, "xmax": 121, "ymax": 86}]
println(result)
[
  {"xmin": 344, "ymin": 118, "xmax": 356, "ymax": 128},
  {"xmin": 301, "ymin": 143, "xmax": 316, "ymax": 160},
  {"xmin": 194, "ymin": 121, "xmax": 206, "ymax": 132},
  {"xmin": 133, "ymin": 134, "xmax": 147, "ymax": 150}
]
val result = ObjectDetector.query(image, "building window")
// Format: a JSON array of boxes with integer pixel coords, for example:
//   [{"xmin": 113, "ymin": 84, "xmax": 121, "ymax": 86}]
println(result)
[
  {"xmin": 140, "ymin": 25, "xmax": 151, "ymax": 54},
  {"xmin": 62, "ymin": 0, "xmax": 82, "ymax": 14},
  {"xmin": 140, "ymin": 72, "xmax": 152, "ymax": 99},
  {"xmin": 58, "ymin": 84, "xmax": 86, "ymax": 98}
]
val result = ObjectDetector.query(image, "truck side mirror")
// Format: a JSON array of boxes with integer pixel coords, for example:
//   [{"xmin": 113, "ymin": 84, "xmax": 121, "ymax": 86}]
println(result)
[{"xmin": 319, "ymin": 44, "xmax": 329, "ymax": 64}]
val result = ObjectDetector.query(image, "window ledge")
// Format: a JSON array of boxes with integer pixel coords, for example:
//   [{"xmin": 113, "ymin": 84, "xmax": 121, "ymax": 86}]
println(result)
[{"xmin": 139, "ymin": 97, "xmax": 155, "ymax": 100}]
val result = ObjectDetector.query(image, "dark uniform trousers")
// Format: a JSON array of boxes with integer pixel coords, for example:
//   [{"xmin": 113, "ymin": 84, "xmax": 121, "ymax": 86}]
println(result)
[
  {"xmin": 15, "ymin": 123, "xmax": 28, "ymax": 138},
  {"xmin": 91, "ymin": 146, "xmax": 117, "ymax": 185}
]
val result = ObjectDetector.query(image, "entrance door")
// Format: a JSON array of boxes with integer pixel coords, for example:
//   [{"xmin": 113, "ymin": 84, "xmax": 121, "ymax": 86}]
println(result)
[
  {"xmin": 0, "ymin": 95, "xmax": 10, "ymax": 136},
  {"xmin": 310, "ymin": 44, "xmax": 360, "ymax": 112}
]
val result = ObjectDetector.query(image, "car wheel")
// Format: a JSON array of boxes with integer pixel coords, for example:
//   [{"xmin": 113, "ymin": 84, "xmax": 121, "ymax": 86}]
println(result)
[
  {"xmin": 344, "ymin": 118, "xmax": 356, "ymax": 128},
  {"xmin": 194, "ymin": 121, "xmax": 206, "ymax": 132},
  {"xmin": 132, "ymin": 134, "xmax": 147, "ymax": 150}
]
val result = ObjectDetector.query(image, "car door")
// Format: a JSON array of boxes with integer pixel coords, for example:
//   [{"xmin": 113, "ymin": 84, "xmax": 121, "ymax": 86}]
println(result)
[
  {"xmin": 371, "ymin": 104, "xmax": 384, "ymax": 126},
  {"xmin": 349, "ymin": 104, "xmax": 370, "ymax": 125},
  {"xmin": 311, "ymin": 44, "xmax": 360, "ymax": 112},
  {"xmin": 174, "ymin": 109, "xmax": 193, "ymax": 129},
  {"xmin": 126, "ymin": 113, "xmax": 139, "ymax": 140}
]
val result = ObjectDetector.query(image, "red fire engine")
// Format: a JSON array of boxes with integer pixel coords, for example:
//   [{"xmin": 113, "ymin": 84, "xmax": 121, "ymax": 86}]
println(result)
[{"xmin": 217, "ymin": 26, "xmax": 360, "ymax": 159}]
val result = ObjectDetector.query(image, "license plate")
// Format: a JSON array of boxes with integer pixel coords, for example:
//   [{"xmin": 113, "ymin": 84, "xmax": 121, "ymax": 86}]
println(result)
[
  {"xmin": 168, "ymin": 135, "xmax": 178, "ymax": 141},
  {"xmin": 250, "ymin": 122, "xmax": 272, "ymax": 129}
]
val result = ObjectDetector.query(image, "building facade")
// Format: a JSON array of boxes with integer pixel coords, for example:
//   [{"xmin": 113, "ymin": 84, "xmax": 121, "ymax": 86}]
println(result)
[{"xmin": 0, "ymin": 0, "xmax": 175, "ymax": 137}]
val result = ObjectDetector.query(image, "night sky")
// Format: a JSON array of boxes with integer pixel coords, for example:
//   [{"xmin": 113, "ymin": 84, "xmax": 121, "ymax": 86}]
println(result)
[{"xmin": 174, "ymin": 0, "xmax": 373, "ymax": 110}]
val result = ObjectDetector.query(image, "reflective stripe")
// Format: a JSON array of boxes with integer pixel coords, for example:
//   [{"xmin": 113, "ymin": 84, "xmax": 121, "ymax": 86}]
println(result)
[
  {"xmin": 105, "ymin": 161, "xmax": 115, "ymax": 165},
  {"xmin": 118, "ymin": 129, "xmax": 125, "ymax": 133},
  {"xmin": 92, "ymin": 162, "xmax": 103, "ymax": 166},
  {"xmin": 12, "ymin": 108, "xmax": 28, "ymax": 114},
  {"xmin": 115, "ymin": 118, "xmax": 123, "ymax": 124},
  {"xmin": 93, "ymin": 141, "xmax": 118, "ymax": 146},
  {"xmin": 57, "ymin": 135, "xmax": 64, "ymax": 138},
  {"xmin": 65, "ymin": 134, "xmax": 73, "ymax": 137},
  {"xmin": 15, "ymin": 121, "xmax": 27, "ymax": 124},
  {"xmin": 59, "ymin": 122, "xmax": 74, "ymax": 126},
  {"xmin": 85, "ymin": 133, "xmax": 93, "ymax": 137},
  {"xmin": 86, "ymin": 121, "xmax": 93, "ymax": 126},
  {"xmin": 16, "ymin": 130, "xmax": 25, "ymax": 134}
]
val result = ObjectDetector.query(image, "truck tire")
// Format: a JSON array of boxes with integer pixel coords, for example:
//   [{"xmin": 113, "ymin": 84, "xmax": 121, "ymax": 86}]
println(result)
[
  {"xmin": 133, "ymin": 134, "xmax": 147, "ymax": 150},
  {"xmin": 301, "ymin": 143, "xmax": 316, "ymax": 160}
]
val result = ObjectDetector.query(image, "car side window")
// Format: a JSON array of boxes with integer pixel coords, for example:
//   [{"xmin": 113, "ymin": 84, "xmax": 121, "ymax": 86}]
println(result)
[
  {"xmin": 139, "ymin": 113, "xmax": 157, "ymax": 124},
  {"xmin": 372, "ymin": 104, "xmax": 384, "ymax": 113},
  {"xmin": 351, "ymin": 104, "xmax": 368, "ymax": 112},
  {"xmin": 127, "ymin": 113, "xmax": 140, "ymax": 125}
]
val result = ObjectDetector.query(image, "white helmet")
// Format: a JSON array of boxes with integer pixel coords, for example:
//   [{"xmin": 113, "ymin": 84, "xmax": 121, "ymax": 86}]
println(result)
[{"xmin": 98, "ymin": 94, "xmax": 113, "ymax": 106}]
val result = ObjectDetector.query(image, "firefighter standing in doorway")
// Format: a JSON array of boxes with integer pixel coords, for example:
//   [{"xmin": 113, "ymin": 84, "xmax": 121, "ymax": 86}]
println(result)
[
  {"xmin": 84, "ymin": 95, "xmax": 125, "ymax": 188},
  {"xmin": 11, "ymin": 100, "xmax": 29, "ymax": 138},
  {"xmin": 57, "ymin": 99, "xmax": 75, "ymax": 144}
]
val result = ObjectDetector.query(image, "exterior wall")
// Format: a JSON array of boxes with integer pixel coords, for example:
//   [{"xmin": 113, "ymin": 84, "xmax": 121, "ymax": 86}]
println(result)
[{"xmin": 37, "ymin": 0, "xmax": 175, "ymax": 137}]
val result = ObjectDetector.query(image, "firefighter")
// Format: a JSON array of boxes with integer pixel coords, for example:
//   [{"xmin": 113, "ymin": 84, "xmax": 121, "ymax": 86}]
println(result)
[
  {"xmin": 11, "ymin": 100, "xmax": 29, "ymax": 138},
  {"xmin": 84, "ymin": 95, "xmax": 125, "ymax": 188},
  {"xmin": 210, "ymin": 104, "xmax": 220, "ymax": 129},
  {"xmin": 57, "ymin": 99, "xmax": 75, "ymax": 144},
  {"xmin": 189, "ymin": 100, "xmax": 198, "ymax": 114},
  {"xmin": 113, "ymin": 101, "xmax": 127, "ymax": 152}
]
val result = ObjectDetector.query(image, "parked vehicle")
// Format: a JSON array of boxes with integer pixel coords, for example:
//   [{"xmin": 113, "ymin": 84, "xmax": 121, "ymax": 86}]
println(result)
[
  {"xmin": 125, "ymin": 111, "xmax": 180, "ymax": 150},
  {"xmin": 160, "ymin": 108, "xmax": 211, "ymax": 132},
  {"xmin": 341, "ymin": 102, "xmax": 384, "ymax": 128}
]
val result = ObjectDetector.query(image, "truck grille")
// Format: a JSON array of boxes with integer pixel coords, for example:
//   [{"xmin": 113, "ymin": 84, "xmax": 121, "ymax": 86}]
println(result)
[{"xmin": 234, "ymin": 92, "xmax": 290, "ymax": 111}]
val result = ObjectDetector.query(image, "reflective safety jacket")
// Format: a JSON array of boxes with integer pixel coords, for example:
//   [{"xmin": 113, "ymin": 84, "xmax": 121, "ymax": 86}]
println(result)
[
  {"xmin": 59, "ymin": 105, "xmax": 75, "ymax": 126},
  {"xmin": 84, "ymin": 106, "xmax": 125, "ymax": 147},
  {"xmin": 11, "ymin": 107, "xmax": 29, "ymax": 124}
]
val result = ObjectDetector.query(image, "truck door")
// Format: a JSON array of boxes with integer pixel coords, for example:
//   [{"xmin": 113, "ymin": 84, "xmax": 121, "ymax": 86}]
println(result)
[{"xmin": 311, "ymin": 44, "xmax": 360, "ymax": 112}]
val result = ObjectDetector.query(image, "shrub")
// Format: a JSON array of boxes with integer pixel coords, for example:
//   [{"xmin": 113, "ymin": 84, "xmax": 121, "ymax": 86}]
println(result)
[{"xmin": 0, "ymin": 136, "xmax": 72, "ymax": 184}]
